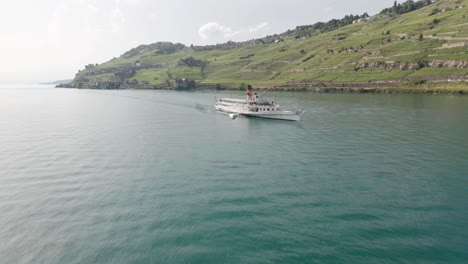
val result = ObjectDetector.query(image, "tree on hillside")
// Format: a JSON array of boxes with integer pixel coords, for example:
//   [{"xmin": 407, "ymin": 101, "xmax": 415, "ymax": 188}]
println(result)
[
  {"xmin": 177, "ymin": 57, "xmax": 207, "ymax": 68},
  {"xmin": 239, "ymin": 83, "xmax": 247, "ymax": 91},
  {"xmin": 380, "ymin": 0, "xmax": 433, "ymax": 15}
]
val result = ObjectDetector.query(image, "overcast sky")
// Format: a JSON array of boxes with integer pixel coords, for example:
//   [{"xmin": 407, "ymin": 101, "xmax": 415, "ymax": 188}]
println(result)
[{"xmin": 0, "ymin": 0, "xmax": 396, "ymax": 82}]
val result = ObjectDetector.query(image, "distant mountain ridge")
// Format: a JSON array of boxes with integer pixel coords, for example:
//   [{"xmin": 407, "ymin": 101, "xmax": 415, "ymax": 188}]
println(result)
[
  {"xmin": 42, "ymin": 79, "xmax": 73, "ymax": 85},
  {"xmin": 63, "ymin": 0, "xmax": 468, "ymax": 92}
]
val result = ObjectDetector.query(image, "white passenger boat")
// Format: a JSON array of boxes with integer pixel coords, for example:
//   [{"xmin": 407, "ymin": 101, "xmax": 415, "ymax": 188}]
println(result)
[{"xmin": 215, "ymin": 88, "xmax": 304, "ymax": 121}]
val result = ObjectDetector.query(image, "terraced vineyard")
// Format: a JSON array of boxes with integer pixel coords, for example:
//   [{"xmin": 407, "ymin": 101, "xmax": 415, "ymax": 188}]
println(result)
[{"xmin": 66, "ymin": 0, "xmax": 468, "ymax": 92}]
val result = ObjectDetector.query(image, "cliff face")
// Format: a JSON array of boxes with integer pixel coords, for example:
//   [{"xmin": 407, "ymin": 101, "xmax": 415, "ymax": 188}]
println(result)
[
  {"xmin": 429, "ymin": 60, "xmax": 468, "ymax": 68},
  {"xmin": 355, "ymin": 60, "xmax": 468, "ymax": 70},
  {"xmin": 65, "ymin": 0, "xmax": 468, "ymax": 90}
]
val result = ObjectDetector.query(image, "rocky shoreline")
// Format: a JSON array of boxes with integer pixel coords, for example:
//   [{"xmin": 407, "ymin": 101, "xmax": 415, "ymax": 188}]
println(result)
[{"xmin": 57, "ymin": 80, "xmax": 468, "ymax": 95}]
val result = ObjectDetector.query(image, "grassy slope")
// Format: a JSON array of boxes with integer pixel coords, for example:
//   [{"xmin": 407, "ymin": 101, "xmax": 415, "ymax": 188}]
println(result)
[{"xmin": 74, "ymin": 0, "xmax": 468, "ymax": 89}]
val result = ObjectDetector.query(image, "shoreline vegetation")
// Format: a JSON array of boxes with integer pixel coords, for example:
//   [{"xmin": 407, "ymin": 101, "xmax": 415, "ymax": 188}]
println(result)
[
  {"xmin": 57, "ymin": 81, "xmax": 468, "ymax": 95},
  {"xmin": 60, "ymin": 0, "xmax": 468, "ymax": 95}
]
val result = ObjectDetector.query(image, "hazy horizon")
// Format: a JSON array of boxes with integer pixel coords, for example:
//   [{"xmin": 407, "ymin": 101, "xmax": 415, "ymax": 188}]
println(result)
[{"xmin": 0, "ymin": 0, "xmax": 398, "ymax": 83}]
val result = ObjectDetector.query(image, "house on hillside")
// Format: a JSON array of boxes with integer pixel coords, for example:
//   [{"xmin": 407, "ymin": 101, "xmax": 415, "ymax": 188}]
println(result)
[
  {"xmin": 353, "ymin": 18, "xmax": 368, "ymax": 24},
  {"xmin": 274, "ymin": 36, "xmax": 284, "ymax": 43},
  {"xmin": 173, "ymin": 78, "xmax": 195, "ymax": 90}
]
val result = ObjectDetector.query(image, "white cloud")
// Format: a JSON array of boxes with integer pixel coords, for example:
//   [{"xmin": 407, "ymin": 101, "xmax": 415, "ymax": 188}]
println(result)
[
  {"xmin": 125, "ymin": 0, "xmax": 141, "ymax": 5},
  {"xmin": 323, "ymin": 7, "xmax": 333, "ymax": 14},
  {"xmin": 198, "ymin": 21, "xmax": 270, "ymax": 42},
  {"xmin": 110, "ymin": 0, "xmax": 126, "ymax": 32},
  {"xmin": 198, "ymin": 22, "xmax": 237, "ymax": 40},
  {"xmin": 78, "ymin": 0, "xmax": 100, "ymax": 13},
  {"xmin": 249, "ymin": 22, "xmax": 269, "ymax": 33},
  {"xmin": 47, "ymin": 0, "xmax": 126, "ymax": 34}
]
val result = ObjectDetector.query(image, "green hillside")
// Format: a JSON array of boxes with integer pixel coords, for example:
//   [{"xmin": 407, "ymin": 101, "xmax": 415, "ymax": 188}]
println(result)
[{"xmin": 64, "ymin": 0, "xmax": 468, "ymax": 91}]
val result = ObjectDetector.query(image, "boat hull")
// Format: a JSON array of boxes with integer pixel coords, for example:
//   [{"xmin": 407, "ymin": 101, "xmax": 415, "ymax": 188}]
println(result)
[
  {"xmin": 242, "ymin": 112, "xmax": 302, "ymax": 121},
  {"xmin": 216, "ymin": 106, "xmax": 302, "ymax": 121},
  {"xmin": 215, "ymin": 98, "xmax": 303, "ymax": 121}
]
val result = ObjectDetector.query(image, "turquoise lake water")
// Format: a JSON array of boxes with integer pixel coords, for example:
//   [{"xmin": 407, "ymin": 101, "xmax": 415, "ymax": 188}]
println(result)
[{"xmin": 1, "ymin": 85, "xmax": 468, "ymax": 263}]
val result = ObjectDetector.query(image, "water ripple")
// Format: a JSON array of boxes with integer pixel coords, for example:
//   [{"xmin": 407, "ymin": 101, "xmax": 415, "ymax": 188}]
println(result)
[{"xmin": 1, "ymin": 88, "xmax": 468, "ymax": 263}]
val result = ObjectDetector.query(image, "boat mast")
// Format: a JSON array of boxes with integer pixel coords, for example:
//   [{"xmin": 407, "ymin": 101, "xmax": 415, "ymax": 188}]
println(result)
[
  {"xmin": 275, "ymin": 93, "xmax": 277, "ymax": 106},
  {"xmin": 259, "ymin": 86, "xmax": 273, "ymax": 97}
]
